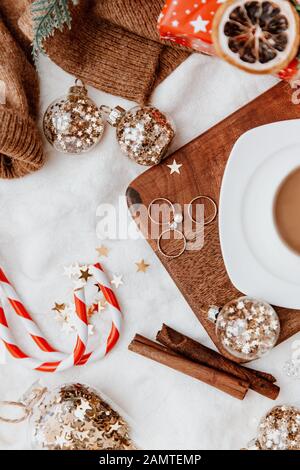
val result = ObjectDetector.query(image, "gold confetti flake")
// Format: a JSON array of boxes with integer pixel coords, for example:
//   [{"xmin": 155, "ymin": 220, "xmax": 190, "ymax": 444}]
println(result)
[
  {"xmin": 135, "ymin": 259, "xmax": 150, "ymax": 273},
  {"xmin": 96, "ymin": 245, "xmax": 109, "ymax": 257},
  {"xmin": 52, "ymin": 303, "xmax": 66, "ymax": 313},
  {"xmin": 87, "ymin": 299, "xmax": 106, "ymax": 318},
  {"xmin": 79, "ymin": 268, "xmax": 92, "ymax": 283},
  {"xmin": 87, "ymin": 303, "xmax": 98, "ymax": 318}
]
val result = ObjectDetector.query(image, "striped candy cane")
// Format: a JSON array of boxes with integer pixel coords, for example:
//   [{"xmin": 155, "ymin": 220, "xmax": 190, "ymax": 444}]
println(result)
[
  {"xmin": 76, "ymin": 263, "xmax": 122, "ymax": 365},
  {"xmin": 0, "ymin": 272, "xmax": 88, "ymax": 372},
  {"xmin": 0, "ymin": 263, "xmax": 121, "ymax": 372}
]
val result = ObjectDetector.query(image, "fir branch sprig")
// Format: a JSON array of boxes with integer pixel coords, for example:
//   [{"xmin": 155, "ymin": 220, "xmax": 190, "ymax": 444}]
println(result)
[
  {"xmin": 31, "ymin": 0, "xmax": 78, "ymax": 60},
  {"xmin": 291, "ymin": 0, "xmax": 300, "ymax": 14}
]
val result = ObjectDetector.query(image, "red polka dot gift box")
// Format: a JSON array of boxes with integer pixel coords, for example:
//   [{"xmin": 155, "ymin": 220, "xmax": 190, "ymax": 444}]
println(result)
[{"xmin": 158, "ymin": 0, "xmax": 221, "ymax": 55}]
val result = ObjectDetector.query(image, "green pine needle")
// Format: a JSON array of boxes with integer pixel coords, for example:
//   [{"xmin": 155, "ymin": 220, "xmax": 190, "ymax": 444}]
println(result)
[
  {"xmin": 291, "ymin": 0, "xmax": 300, "ymax": 13},
  {"xmin": 31, "ymin": 0, "xmax": 78, "ymax": 60}
]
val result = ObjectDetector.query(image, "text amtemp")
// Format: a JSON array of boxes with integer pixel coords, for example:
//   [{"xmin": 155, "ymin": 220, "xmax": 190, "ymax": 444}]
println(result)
[{"xmin": 99, "ymin": 454, "xmax": 202, "ymax": 466}]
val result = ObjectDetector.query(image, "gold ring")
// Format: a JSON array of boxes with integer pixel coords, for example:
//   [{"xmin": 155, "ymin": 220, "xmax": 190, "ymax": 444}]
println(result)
[
  {"xmin": 188, "ymin": 195, "xmax": 218, "ymax": 225},
  {"xmin": 148, "ymin": 198, "xmax": 175, "ymax": 226},
  {"xmin": 157, "ymin": 229, "xmax": 187, "ymax": 259}
]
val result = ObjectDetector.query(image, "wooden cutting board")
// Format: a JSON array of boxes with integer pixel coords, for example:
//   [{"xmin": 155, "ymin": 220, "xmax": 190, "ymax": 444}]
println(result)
[{"xmin": 126, "ymin": 81, "xmax": 300, "ymax": 361}]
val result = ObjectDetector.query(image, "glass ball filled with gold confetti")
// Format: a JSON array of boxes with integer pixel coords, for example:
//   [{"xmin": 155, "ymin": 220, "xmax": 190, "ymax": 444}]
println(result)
[
  {"xmin": 30, "ymin": 383, "xmax": 135, "ymax": 450},
  {"xmin": 43, "ymin": 80, "xmax": 105, "ymax": 154}
]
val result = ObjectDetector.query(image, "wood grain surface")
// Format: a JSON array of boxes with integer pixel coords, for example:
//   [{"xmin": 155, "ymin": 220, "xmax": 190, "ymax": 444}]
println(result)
[{"xmin": 126, "ymin": 81, "xmax": 300, "ymax": 362}]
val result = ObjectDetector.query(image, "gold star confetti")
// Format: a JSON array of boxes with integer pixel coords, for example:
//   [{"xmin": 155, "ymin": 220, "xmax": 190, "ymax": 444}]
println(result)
[
  {"xmin": 52, "ymin": 303, "xmax": 66, "ymax": 313},
  {"xmin": 110, "ymin": 274, "xmax": 123, "ymax": 289},
  {"xmin": 87, "ymin": 303, "xmax": 98, "ymax": 318},
  {"xmin": 136, "ymin": 259, "xmax": 150, "ymax": 273},
  {"xmin": 79, "ymin": 268, "xmax": 92, "ymax": 282},
  {"xmin": 53, "ymin": 302, "xmax": 97, "ymax": 336},
  {"xmin": 96, "ymin": 245, "xmax": 109, "ymax": 257},
  {"xmin": 52, "ymin": 259, "xmax": 111, "ymax": 338},
  {"xmin": 167, "ymin": 159, "xmax": 182, "ymax": 175},
  {"xmin": 87, "ymin": 298, "xmax": 106, "ymax": 318}
]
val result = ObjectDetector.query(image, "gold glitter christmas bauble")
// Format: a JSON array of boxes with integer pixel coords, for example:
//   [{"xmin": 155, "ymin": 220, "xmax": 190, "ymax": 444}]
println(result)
[
  {"xmin": 102, "ymin": 105, "xmax": 175, "ymax": 166},
  {"xmin": 215, "ymin": 296, "xmax": 280, "ymax": 361},
  {"xmin": 43, "ymin": 80, "xmax": 105, "ymax": 154},
  {"xmin": 29, "ymin": 383, "xmax": 135, "ymax": 450},
  {"xmin": 258, "ymin": 405, "xmax": 300, "ymax": 450}
]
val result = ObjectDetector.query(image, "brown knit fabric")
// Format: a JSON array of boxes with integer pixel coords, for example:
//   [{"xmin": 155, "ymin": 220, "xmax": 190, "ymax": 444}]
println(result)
[
  {"xmin": 21, "ymin": 0, "xmax": 190, "ymax": 104},
  {"xmin": 0, "ymin": 0, "xmax": 44, "ymax": 179}
]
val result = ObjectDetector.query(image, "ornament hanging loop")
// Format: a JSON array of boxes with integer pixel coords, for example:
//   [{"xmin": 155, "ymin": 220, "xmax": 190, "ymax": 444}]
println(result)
[
  {"xmin": 74, "ymin": 78, "xmax": 85, "ymax": 87},
  {"xmin": 0, "ymin": 401, "xmax": 30, "ymax": 424},
  {"xmin": 99, "ymin": 105, "xmax": 112, "ymax": 114},
  {"xmin": 0, "ymin": 386, "xmax": 46, "ymax": 424}
]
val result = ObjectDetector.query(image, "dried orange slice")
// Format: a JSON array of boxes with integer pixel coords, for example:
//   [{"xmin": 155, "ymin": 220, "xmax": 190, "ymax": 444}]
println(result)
[{"xmin": 212, "ymin": 0, "xmax": 300, "ymax": 74}]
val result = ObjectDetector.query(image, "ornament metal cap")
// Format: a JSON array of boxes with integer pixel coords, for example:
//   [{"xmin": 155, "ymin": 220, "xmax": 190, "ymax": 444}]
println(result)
[
  {"xmin": 68, "ymin": 79, "xmax": 88, "ymax": 97},
  {"xmin": 207, "ymin": 305, "xmax": 220, "ymax": 323},
  {"xmin": 100, "ymin": 105, "xmax": 125, "ymax": 127}
]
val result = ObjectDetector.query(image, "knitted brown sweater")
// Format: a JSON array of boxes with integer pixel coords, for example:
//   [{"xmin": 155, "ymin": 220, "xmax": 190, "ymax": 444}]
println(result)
[
  {"xmin": 0, "ymin": 0, "xmax": 44, "ymax": 179},
  {"xmin": 1, "ymin": 1, "xmax": 189, "ymax": 179},
  {"xmin": 22, "ymin": 0, "xmax": 190, "ymax": 104}
]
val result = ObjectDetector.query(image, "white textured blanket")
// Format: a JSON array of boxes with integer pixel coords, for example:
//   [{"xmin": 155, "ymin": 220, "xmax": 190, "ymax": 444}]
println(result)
[{"xmin": 0, "ymin": 52, "xmax": 298, "ymax": 450}]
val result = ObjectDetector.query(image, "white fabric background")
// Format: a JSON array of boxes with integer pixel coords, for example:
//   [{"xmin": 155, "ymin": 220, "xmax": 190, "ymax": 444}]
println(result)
[{"xmin": 0, "ymin": 52, "xmax": 299, "ymax": 450}]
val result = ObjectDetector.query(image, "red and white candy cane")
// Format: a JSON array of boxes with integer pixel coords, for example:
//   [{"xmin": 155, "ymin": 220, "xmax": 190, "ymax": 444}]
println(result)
[
  {"xmin": 0, "ymin": 271, "xmax": 88, "ymax": 372},
  {"xmin": 0, "ymin": 263, "xmax": 121, "ymax": 372},
  {"xmin": 76, "ymin": 263, "xmax": 122, "ymax": 365}
]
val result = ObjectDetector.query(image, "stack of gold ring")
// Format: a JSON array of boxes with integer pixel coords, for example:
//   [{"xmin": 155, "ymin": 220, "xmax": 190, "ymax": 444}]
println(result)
[{"xmin": 148, "ymin": 196, "xmax": 217, "ymax": 259}]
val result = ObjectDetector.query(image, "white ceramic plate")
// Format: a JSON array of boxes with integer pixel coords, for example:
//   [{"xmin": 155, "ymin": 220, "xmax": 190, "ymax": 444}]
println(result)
[{"xmin": 219, "ymin": 119, "xmax": 300, "ymax": 309}]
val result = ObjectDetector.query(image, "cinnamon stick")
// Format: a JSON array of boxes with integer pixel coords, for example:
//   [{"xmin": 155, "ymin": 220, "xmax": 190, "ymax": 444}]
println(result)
[
  {"xmin": 156, "ymin": 324, "xmax": 280, "ymax": 400},
  {"xmin": 128, "ymin": 334, "xmax": 250, "ymax": 400}
]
